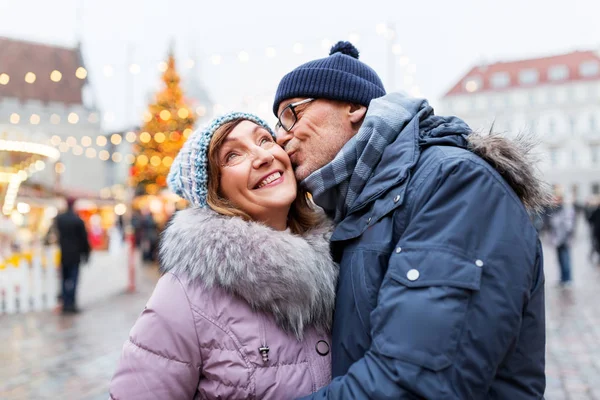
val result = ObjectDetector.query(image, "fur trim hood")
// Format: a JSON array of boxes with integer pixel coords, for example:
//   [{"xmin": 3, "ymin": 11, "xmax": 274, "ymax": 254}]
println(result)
[
  {"xmin": 367, "ymin": 93, "xmax": 553, "ymax": 214},
  {"xmin": 159, "ymin": 208, "xmax": 338, "ymax": 339},
  {"xmin": 466, "ymin": 131, "xmax": 553, "ymax": 213}
]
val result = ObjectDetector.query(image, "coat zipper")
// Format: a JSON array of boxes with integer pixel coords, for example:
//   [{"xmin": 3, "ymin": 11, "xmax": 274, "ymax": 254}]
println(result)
[{"xmin": 257, "ymin": 313, "xmax": 269, "ymax": 363}]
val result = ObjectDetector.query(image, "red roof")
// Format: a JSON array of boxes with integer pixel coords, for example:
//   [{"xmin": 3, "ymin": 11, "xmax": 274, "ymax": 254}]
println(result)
[
  {"xmin": 443, "ymin": 50, "xmax": 600, "ymax": 97},
  {"xmin": 0, "ymin": 37, "xmax": 86, "ymax": 104}
]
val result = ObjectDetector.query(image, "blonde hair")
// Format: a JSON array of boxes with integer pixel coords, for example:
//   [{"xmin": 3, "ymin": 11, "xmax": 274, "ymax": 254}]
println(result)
[{"xmin": 206, "ymin": 119, "xmax": 322, "ymax": 235}]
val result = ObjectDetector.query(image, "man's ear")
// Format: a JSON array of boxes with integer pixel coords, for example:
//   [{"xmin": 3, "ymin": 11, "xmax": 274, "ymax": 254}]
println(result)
[{"xmin": 348, "ymin": 104, "xmax": 367, "ymax": 124}]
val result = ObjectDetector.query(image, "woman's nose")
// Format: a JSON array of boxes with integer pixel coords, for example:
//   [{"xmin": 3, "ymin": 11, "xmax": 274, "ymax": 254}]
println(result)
[{"xmin": 251, "ymin": 147, "xmax": 274, "ymax": 168}]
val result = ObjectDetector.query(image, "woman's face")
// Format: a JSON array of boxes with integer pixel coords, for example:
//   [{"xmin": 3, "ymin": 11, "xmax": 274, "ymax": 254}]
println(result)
[{"xmin": 217, "ymin": 120, "xmax": 297, "ymax": 224}]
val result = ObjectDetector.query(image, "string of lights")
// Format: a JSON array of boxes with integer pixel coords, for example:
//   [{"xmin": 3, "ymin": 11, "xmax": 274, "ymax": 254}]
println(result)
[
  {"xmin": 0, "ymin": 24, "xmax": 406, "ymax": 77},
  {"xmin": 0, "ymin": 23, "xmax": 422, "ymax": 101}
]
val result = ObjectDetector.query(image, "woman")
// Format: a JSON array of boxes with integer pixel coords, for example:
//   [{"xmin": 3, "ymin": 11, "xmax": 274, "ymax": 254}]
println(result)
[{"xmin": 109, "ymin": 112, "xmax": 338, "ymax": 399}]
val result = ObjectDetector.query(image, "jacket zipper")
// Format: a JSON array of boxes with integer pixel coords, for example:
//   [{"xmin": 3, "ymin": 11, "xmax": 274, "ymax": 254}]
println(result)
[{"xmin": 257, "ymin": 313, "xmax": 269, "ymax": 363}]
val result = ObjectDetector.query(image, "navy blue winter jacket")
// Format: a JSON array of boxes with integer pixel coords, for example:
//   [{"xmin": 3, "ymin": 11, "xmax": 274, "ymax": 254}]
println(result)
[{"xmin": 303, "ymin": 97, "xmax": 547, "ymax": 399}]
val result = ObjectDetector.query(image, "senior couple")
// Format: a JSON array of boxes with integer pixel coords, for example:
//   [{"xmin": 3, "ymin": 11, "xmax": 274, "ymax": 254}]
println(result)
[{"xmin": 110, "ymin": 42, "xmax": 549, "ymax": 399}]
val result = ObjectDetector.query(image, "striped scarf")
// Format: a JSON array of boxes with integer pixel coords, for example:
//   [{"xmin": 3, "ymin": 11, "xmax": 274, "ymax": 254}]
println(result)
[{"xmin": 302, "ymin": 93, "xmax": 433, "ymax": 222}]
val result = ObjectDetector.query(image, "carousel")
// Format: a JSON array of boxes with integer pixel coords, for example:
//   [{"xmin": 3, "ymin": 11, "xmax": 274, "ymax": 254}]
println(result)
[{"xmin": 0, "ymin": 125, "xmax": 60, "ymax": 255}]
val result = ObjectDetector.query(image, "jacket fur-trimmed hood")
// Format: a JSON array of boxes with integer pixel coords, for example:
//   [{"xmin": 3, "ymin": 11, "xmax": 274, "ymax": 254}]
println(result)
[
  {"xmin": 466, "ymin": 131, "xmax": 553, "ymax": 213},
  {"xmin": 159, "ymin": 207, "xmax": 338, "ymax": 339},
  {"xmin": 347, "ymin": 94, "xmax": 552, "ymax": 218}
]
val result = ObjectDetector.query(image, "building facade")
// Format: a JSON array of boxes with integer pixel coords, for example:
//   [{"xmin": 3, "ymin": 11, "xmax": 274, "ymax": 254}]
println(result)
[
  {"xmin": 0, "ymin": 36, "xmax": 108, "ymax": 195},
  {"xmin": 439, "ymin": 50, "xmax": 600, "ymax": 202}
]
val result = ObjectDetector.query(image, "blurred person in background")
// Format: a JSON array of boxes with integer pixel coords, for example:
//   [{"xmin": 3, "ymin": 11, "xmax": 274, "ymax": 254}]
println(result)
[
  {"xmin": 138, "ymin": 206, "xmax": 159, "ymax": 262},
  {"xmin": 109, "ymin": 113, "xmax": 338, "ymax": 399},
  {"xmin": 548, "ymin": 193, "xmax": 576, "ymax": 286},
  {"xmin": 55, "ymin": 197, "xmax": 91, "ymax": 314},
  {"xmin": 274, "ymin": 41, "xmax": 550, "ymax": 399},
  {"xmin": 585, "ymin": 195, "xmax": 600, "ymax": 264}
]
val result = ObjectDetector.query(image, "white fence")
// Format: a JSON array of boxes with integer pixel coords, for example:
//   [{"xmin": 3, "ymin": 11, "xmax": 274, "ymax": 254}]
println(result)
[
  {"xmin": 0, "ymin": 247, "xmax": 60, "ymax": 314},
  {"xmin": 0, "ymin": 241, "xmax": 132, "ymax": 315}
]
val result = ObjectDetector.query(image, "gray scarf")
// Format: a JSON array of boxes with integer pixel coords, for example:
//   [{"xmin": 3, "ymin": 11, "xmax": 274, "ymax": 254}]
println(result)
[{"xmin": 302, "ymin": 93, "xmax": 433, "ymax": 222}]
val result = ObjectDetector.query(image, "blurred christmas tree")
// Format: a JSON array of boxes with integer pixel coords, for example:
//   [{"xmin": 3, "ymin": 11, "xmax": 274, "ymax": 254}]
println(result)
[{"xmin": 130, "ymin": 51, "xmax": 196, "ymax": 195}]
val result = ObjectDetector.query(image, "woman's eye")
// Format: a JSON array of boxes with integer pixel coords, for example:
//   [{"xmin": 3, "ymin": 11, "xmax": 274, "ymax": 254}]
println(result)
[
  {"xmin": 260, "ymin": 136, "xmax": 274, "ymax": 146},
  {"xmin": 225, "ymin": 153, "xmax": 238, "ymax": 162}
]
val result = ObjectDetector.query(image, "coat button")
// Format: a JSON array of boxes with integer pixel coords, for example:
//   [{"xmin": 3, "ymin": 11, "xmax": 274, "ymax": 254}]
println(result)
[
  {"xmin": 475, "ymin": 259, "xmax": 484, "ymax": 267},
  {"xmin": 395, "ymin": 247, "xmax": 402, "ymax": 253},
  {"xmin": 393, "ymin": 195, "xmax": 401, "ymax": 203},
  {"xmin": 407, "ymin": 269, "xmax": 420, "ymax": 281},
  {"xmin": 316, "ymin": 340, "xmax": 330, "ymax": 356}
]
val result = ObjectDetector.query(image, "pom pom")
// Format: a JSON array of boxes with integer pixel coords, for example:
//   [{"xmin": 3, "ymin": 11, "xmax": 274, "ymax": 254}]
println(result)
[{"xmin": 329, "ymin": 41, "xmax": 359, "ymax": 59}]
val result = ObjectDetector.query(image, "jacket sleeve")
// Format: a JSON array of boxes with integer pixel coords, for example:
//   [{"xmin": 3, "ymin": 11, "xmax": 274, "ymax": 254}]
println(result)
[
  {"xmin": 302, "ymin": 158, "xmax": 545, "ymax": 399},
  {"xmin": 110, "ymin": 273, "xmax": 202, "ymax": 400},
  {"xmin": 78, "ymin": 218, "xmax": 91, "ymax": 259}
]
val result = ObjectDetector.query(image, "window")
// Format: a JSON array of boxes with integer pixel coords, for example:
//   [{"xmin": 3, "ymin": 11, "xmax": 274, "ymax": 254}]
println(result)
[
  {"xmin": 519, "ymin": 69, "xmax": 539, "ymax": 85},
  {"xmin": 550, "ymin": 149, "xmax": 559, "ymax": 166},
  {"xmin": 548, "ymin": 118, "xmax": 556, "ymax": 135},
  {"xmin": 569, "ymin": 116, "xmax": 577, "ymax": 134},
  {"xmin": 571, "ymin": 149, "xmax": 577, "ymax": 166},
  {"xmin": 566, "ymin": 86, "xmax": 575, "ymax": 101},
  {"xmin": 592, "ymin": 145, "xmax": 600, "ymax": 165},
  {"xmin": 529, "ymin": 118, "xmax": 537, "ymax": 131},
  {"xmin": 591, "ymin": 115, "xmax": 597, "ymax": 132},
  {"xmin": 592, "ymin": 183, "xmax": 600, "ymax": 195},
  {"xmin": 490, "ymin": 72, "xmax": 510, "ymax": 88},
  {"xmin": 494, "ymin": 96, "xmax": 505, "ymax": 109},
  {"xmin": 476, "ymin": 96, "xmax": 488, "ymax": 110},
  {"xmin": 548, "ymin": 65, "xmax": 569, "ymax": 81},
  {"xmin": 547, "ymin": 89, "xmax": 555, "ymax": 104},
  {"xmin": 579, "ymin": 61, "xmax": 600, "ymax": 77}
]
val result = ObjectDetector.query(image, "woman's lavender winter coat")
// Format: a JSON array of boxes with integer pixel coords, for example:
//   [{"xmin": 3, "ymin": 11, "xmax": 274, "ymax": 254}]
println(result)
[{"xmin": 109, "ymin": 208, "xmax": 338, "ymax": 399}]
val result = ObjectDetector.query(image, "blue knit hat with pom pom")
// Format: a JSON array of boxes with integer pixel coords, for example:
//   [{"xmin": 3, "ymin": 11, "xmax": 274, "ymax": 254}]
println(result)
[
  {"xmin": 167, "ymin": 112, "xmax": 275, "ymax": 208},
  {"xmin": 273, "ymin": 41, "xmax": 386, "ymax": 115}
]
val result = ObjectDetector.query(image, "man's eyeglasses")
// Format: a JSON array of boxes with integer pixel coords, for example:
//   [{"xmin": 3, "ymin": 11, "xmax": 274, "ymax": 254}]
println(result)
[{"xmin": 275, "ymin": 98, "xmax": 315, "ymax": 132}]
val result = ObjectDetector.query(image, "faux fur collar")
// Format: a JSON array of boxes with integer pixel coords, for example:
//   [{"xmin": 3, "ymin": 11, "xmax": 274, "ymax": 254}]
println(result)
[
  {"xmin": 159, "ymin": 208, "xmax": 338, "ymax": 339},
  {"xmin": 467, "ymin": 131, "xmax": 553, "ymax": 213}
]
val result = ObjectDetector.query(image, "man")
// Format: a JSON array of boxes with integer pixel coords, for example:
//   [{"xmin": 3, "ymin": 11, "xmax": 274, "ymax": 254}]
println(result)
[
  {"xmin": 274, "ymin": 41, "xmax": 549, "ymax": 398},
  {"xmin": 55, "ymin": 197, "xmax": 91, "ymax": 313},
  {"xmin": 584, "ymin": 195, "xmax": 600, "ymax": 264},
  {"xmin": 548, "ymin": 193, "xmax": 576, "ymax": 286}
]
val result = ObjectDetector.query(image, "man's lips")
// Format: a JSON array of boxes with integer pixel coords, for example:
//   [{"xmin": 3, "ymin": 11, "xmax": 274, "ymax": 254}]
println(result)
[{"xmin": 287, "ymin": 149, "xmax": 298, "ymax": 165}]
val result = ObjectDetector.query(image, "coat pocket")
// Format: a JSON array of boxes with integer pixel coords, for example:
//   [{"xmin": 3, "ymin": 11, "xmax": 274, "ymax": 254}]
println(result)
[{"xmin": 372, "ymin": 247, "xmax": 483, "ymax": 372}]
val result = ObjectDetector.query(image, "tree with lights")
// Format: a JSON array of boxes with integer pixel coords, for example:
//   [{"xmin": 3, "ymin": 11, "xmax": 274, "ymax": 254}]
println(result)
[{"xmin": 130, "ymin": 51, "xmax": 197, "ymax": 195}]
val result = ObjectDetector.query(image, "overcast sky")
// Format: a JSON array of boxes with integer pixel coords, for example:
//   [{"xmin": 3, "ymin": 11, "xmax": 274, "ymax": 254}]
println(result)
[{"xmin": 0, "ymin": 0, "xmax": 597, "ymax": 131}]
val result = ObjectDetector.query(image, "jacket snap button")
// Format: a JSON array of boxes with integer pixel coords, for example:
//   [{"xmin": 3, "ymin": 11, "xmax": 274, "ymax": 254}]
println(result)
[
  {"xmin": 475, "ymin": 259, "xmax": 484, "ymax": 267},
  {"xmin": 316, "ymin": 340, "xmax": 330, "ymax": 356},
  {"xmin": 395, "ymin": 247, "xmax": 402, "ymax": 254},
  {"xmin": 367, "ymin": 217, "xmax": 372, "ymax": 224},
  {"xmin": 407, "ymin": 269, "xmax": 420, "ymax": 281},
  {"xmin": 393, "ymin": 195, "xmax": 401, "ymax": 203}
]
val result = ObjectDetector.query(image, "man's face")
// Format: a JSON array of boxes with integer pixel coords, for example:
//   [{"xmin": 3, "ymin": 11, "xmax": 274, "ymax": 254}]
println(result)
[{"xmin": 275, "ymin": 98, "xmax": 354, "ymax": 182}]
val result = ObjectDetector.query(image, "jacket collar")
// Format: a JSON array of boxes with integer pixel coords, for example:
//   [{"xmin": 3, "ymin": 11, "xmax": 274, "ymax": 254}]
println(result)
[
  {"xmin": 329, "ymin": 93, "xmax": 551, "ymax": 242},
  {"xmin": 159, "ymin": 208, "xmax": 338, "ymax": 339}
]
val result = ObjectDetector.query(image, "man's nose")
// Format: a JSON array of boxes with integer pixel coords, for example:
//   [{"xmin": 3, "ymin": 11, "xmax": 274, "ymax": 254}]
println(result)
[{"xmin": 276, "ymin": 127, "xmax": 293, "ymax": 149}]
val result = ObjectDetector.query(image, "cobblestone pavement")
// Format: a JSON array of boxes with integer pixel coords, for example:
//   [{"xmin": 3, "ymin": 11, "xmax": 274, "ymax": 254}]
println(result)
[
  {"xmin": 1, "ymin": 230, "xmax": 599, "ymax": 399},
  {"xmin": 544, "ymin": 228, "xmax": 600, "ymax": 400},
  {"xmin": 0, "ymin": 264, "xmax": 161, "ymax": 400}
]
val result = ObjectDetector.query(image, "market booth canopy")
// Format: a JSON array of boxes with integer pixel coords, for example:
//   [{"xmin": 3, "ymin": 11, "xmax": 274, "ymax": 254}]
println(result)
[{"xmin": 0, "ymin": 125, "xmax": 60, "ymax": 215}]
